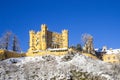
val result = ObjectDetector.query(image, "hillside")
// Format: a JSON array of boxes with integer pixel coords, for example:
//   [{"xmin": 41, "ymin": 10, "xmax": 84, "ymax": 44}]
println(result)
[{"xmin": 0, "ymin": 53, "xmax": 120, "ymax": 80}]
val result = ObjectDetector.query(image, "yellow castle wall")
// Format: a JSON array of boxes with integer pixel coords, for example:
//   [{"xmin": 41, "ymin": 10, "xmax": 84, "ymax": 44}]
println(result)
[
  {"xmin": 0, "ymin": 49, "xmax": 99, "ymax": 60},
  {"xmin": 102, "ymin": 54, "xmax": 120, "ymax": 64},
  {"xmin": 82, "ymin": 53, "xmax": 98, "ymax": 59},
  {"xmin": 0, "ymin": 49, "xmax": 26, "ymax": 60},
  {"xmin": 0, "ymin": 49, "xmax": 68, "ymax": 60},
  {"xmin": 0, "ymin": 50, "xmax": 5, "ymax": 60},
  {"xmin": 26, "ymin": 51, "xmax": 68, "ymax": 57}
]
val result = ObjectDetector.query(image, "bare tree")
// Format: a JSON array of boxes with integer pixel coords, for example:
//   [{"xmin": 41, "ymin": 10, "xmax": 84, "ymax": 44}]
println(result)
[
  {"xmin": 4, "ymin": 32, "xmax": 12, "ymax": 50},
  {"xmin": 0, "ymin": 32, "xmax": 12, "ymax": 50},
  {"xmin": 0, "ymin": 32, "xmax": 21, "ymax": 52},
  {"xmin": 12, "ymin": 35, "xmax": 21, "ymax": 52},
  {"xmin": 81, "ymin": 33, "xmax": 95, "ymax": 55}
]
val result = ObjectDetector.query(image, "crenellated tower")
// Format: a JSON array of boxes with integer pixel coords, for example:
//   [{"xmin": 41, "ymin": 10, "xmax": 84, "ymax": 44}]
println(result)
[
  {"xmin": 62, "ymin": 29, "xmax": 69, "ymax": 48},
  {"xmin": 41, "ymin": 24, "xmax": 47, "ymax": 50},
  {"xmin": 29, "ymin": 30, "xmax": 35, "ymax": 51}
]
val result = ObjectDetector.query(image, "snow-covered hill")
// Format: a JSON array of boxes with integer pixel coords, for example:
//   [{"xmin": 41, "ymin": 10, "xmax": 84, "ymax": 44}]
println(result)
[{"xmin": 0, "ymin": 53, "xmax": 120, "ymax": 80}]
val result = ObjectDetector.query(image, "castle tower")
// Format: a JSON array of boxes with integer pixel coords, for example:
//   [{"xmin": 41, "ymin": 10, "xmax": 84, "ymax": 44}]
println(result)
[
  {"xmin": 35, "ymin": 32, "xmax": 41, "ymax": 50},
  {"xmin": 62, "ymin": 30, "xmax": 68, "ymax": 48},
  {"xmin": 29, "ymin": 30, "xmax": 35, "ymax": 51},
  {"xmin": 41, "ymin": 24, "xmax": 47, "ymax": 50}
]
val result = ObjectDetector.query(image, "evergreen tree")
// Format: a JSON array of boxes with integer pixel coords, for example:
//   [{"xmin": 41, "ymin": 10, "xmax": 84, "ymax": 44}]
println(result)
[
  {"xmin": 12, "ymin": 35, "xmax": 21, "ymax": 52},
  {"xmin": 76, "ymin": 44, "xmax": 82, "ymax": 51}
]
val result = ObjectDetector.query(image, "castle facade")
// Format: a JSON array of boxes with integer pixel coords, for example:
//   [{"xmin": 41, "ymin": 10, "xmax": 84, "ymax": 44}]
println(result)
[{"xmin": 28, "ymin": 24, "xmax": 68, "ymax": 52}]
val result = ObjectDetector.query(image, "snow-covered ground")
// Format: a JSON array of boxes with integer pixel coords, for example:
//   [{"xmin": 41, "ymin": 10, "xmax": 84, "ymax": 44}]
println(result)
[{"xmin": 0, "ymin": 53, "xmax": 120, "ymax": 80}]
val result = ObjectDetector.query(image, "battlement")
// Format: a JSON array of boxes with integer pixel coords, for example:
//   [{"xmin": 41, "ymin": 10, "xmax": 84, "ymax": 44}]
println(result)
[
  {"xmin": 41, "ymin": 24, "xmax": 47, "ymax": 30},
  {"xmin": 62, "ymin": 29, "xmax": 68, "ymax": 33},
  {"xmin": 29, "ymin": 30, "xmax": 35, "ymax": 34}
]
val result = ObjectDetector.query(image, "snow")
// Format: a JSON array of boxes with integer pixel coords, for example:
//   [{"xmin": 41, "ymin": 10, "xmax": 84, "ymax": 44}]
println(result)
[
  {"xmin": 0, "ymin": 53, "xmax": 120, "ymax": 80},
  {"xmin": 106, "ymin": 49, "xmax": 120, "ymax": 54},
  {"xmin": 47, "ymin": 48, "xmax": 68, "ymax": 51}
]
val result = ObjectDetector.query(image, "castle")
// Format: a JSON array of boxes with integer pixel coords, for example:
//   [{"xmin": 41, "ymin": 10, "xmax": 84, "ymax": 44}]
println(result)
[
  {"xmin": 26, "ymin": 24, "xmax": 69, "ymax": 56},
  {"xmin": 28, "ymin": 24, "xmax": 68, "ymax": 51},
  {"xmin": 0, "ymin": 24, "xmax": 97, "ymax": 60},
  {"xmin": 0, "ymin": 24, "xmax": 69, "ymax": 59}
]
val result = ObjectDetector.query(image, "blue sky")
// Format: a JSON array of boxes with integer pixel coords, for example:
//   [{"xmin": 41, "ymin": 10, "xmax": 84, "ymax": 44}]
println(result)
[{"xmin": 0, "ymin": 0, "xmax": 120, "ymax": 52}]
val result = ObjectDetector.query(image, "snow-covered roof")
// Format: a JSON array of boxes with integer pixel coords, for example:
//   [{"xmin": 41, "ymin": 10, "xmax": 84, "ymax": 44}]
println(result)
[
  {"xmin": 33, "ymin": 50, "xmax": 43, "ymax": 52},
  {"xmin": 95, "ymin": 48, "xmax": 99, "ymax": 51},
  {"xmin": 47, "ymin": 48, "xmax": 68, "ymax": 51},
  {"xmin": 95, "ymin": 48, "xmax": 103, "ymax": 52},
  {"xmin": 106, "ymin": 49, "xmax": 120, "ymax": 54}
]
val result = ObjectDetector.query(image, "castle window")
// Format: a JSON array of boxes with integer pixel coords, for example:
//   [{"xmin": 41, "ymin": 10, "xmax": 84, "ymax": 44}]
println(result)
[
  {"xmin": 113, "ymin": 56, "xmax": 116, "ymax": 59},
  {"xmin": 108, "ymin": 57, "xmax": 110, "ymax": 60}
]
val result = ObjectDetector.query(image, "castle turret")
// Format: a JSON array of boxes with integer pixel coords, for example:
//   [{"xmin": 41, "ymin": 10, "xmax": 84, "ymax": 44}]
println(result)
[
  {"xmin": 62, "ymin": 29, "xmax": 68, "ymax": 48},
  {"xmin": 41, "ymin": 24, "xmax": 47, "ymax": 50},
  {"xmin": 29, "ymin": 30, "xmax": 35, "ymax": 51}
]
